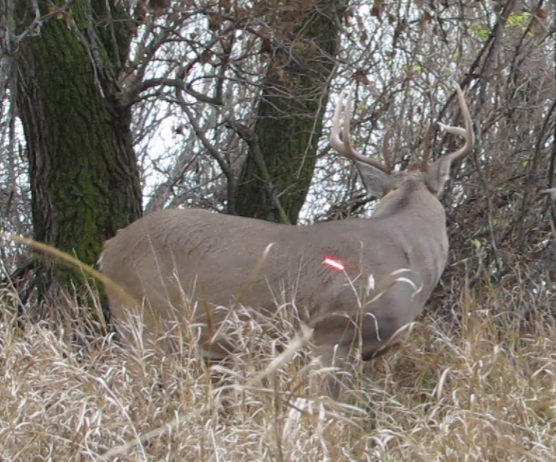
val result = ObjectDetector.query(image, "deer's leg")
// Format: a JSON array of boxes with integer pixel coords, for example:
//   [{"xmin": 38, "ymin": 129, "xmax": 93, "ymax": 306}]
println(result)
[{"xmin": 312, "ymin": 342, "xmax": 354, "ymax": 399}]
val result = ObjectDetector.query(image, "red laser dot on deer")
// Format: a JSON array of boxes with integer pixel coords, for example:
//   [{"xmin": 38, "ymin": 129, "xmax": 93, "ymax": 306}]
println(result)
[{"xmin": 323, "ymin": 257, "xmax": 345, "ymax": 271}]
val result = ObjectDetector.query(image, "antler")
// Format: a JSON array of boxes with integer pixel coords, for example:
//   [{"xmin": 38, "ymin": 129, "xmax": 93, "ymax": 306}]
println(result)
[
  {"xmin": 330, "ymin": 87, "xmax": 391, "ymax": 174},
  {"xmin": 437, "ymin": 83, "xmax": 475, "ymax": 163},
  {"xmin": 420, "ymin": 123, "xmax": 432, "ymax": 171},
  {"xmin": 382, "ymin": 126, "xmax": 393, "ymax": 172}
]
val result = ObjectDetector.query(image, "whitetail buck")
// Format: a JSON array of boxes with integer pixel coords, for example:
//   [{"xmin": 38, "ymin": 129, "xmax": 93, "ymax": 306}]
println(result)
[{"xmin": 101, "ymin": 84, "xmax": 474, "ymax": 397}]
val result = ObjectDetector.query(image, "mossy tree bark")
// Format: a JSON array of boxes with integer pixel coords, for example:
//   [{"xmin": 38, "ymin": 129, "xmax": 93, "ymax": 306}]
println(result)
[
  {"xmin": 15, "ymin": 0, "xmax": 142, "ymax": 301},
  {"xmin": 233, "ymin": 0, "xmax": 345, "ymax": 224}
]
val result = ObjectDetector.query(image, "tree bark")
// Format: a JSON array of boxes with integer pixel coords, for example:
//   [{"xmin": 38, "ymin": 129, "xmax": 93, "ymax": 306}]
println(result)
[
  {"xmin": 234, "ymin": 0, "xmax": 344, "ymax": 224},
  {"xmin": 15, "ymin": 0, "xmax": 142, "ymax": 299}
]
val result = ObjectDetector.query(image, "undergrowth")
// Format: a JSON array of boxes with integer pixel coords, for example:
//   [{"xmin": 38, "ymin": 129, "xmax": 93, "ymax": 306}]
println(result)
[{"xmin": 0, "ymin": 278, "xmax": 555, "ymax": 462}]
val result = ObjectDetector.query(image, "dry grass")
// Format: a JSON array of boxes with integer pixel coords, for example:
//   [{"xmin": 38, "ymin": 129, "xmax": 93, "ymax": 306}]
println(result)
[{"xmin": 1, "ymin": 281, "xmax": 555, "ymax": 462}]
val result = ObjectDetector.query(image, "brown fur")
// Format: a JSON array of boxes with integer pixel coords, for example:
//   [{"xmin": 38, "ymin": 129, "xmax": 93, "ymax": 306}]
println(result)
[{"xmin": 100, "ymin": 85, "xmax": 474, "ymax": 397}]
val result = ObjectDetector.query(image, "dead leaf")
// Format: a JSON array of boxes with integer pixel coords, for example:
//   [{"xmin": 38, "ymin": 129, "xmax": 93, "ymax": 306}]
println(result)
[
  {"xmin": 354, "ymin": 69, "xmax": 370, "ymax": 86},
  {"xmin": 371, "ymin": 0, "xmax": 385, "ymax": 18},
  {"xmin": 208, "ymin": 12, "xmax": 225, "ymax": 31}
]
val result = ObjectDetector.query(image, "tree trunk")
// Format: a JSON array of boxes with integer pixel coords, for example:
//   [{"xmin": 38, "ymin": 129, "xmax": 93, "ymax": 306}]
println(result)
[
  {"xmin": 15, "ymin": 0, "xmax": 142, "ymax": 300},
  {"xmin": 234, "ymin": 0, "xmax": 344, "ymax": 224}
]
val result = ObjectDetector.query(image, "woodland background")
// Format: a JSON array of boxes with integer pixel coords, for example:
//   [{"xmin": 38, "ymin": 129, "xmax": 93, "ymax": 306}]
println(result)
[{"xmin": 0, "ymin": 0, "xmax": 554, "ymax": 315}]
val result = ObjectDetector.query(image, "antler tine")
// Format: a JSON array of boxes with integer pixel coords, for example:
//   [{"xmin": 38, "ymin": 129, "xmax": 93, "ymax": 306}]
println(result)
[
  {"xmin": 382, "ymin": 126, "xmax": 393, "ymax": 172},
  {"xmin": 420, "ymin": 123, "xmax": 432, "ymax": 171},
  {"xmin": 330, "ymin": 87, "xmax": 390, "ymax": 173},
  {"xmin": 437, "ymin": 83, "xmax": 475, "ymax": 163},
  {"xmin": 540, "ymin": 188, "xmax": 556, "ymax": 201}
]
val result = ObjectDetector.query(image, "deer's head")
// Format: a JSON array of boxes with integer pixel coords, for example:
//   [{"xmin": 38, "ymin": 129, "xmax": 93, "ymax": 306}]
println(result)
[{"xmin": 330, "ymin": 84, "xmax": 475, "ymax": 216}]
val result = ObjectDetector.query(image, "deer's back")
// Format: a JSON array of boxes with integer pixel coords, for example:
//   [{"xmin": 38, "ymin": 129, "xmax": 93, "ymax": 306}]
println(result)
[{"xmin": 102, "ymin": 207, "xmax": 448, "ymax": 355}]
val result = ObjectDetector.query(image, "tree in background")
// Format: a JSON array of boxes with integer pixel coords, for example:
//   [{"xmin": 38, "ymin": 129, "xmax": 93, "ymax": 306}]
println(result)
[
  {"xmin": 234, "ymin": 0, "xmax": 345, "ymax": 224},
  {"xmin": 0, "ymin": 0, "xmax": 554, "ymax": 317},
  {"xmin": 12, "ymin": 0, "xmax": 142, "ymax": 299},
  {"xmin": 2, "ymin": 0, "xmax": 346, "ymax": 303}
]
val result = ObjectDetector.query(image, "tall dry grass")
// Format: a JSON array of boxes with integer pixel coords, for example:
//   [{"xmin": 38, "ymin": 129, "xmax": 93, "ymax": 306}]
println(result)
[{"xmin": 0, "ymin": 275, "xmax": 555, "ymax": 462}]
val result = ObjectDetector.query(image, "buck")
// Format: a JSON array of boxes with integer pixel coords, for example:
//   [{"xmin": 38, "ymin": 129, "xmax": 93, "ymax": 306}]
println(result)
[{"xmin": 101, "ymin": 84, "xmax": 474, "ymax": 397}]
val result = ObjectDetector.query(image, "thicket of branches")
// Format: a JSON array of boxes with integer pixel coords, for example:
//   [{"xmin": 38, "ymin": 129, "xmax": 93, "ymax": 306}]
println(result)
[{"xmin": 0, "ymin": 0, "xmax": 554, "ymax": 313}]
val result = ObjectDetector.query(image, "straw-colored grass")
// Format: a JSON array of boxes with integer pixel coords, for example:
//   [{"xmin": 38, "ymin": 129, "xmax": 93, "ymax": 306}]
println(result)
[{"xmin": 0, "ymin": 280, "xmax": 555, "ymax": 461}]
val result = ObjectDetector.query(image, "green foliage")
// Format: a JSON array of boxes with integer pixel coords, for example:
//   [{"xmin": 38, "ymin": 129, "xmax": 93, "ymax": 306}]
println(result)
[
  {"xmin": 507, "ymin": 11, "xmax": 531, "ymax": 30},
  {"xmin": 469, "ymin": 11, "xmax": 532, "ymax": 42},
  {"xmin": 469, "ymin": 21, "xmax": 490, "ymax": 42}
]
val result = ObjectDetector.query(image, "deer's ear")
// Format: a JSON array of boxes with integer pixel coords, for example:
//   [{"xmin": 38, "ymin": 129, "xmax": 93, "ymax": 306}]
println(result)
[
  {"xmin": 355, "ymin": 161, "xmax": 396, "ymax": 198},
  {"xmin": 424, "ymin": 156, "xmax": 453, "ymax": 196}
]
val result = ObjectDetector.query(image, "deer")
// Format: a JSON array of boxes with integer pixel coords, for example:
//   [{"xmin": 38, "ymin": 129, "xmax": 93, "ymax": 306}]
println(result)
[{"xmin": 100, "ymin": 83, "xmax": 474, "ymax": 398}]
